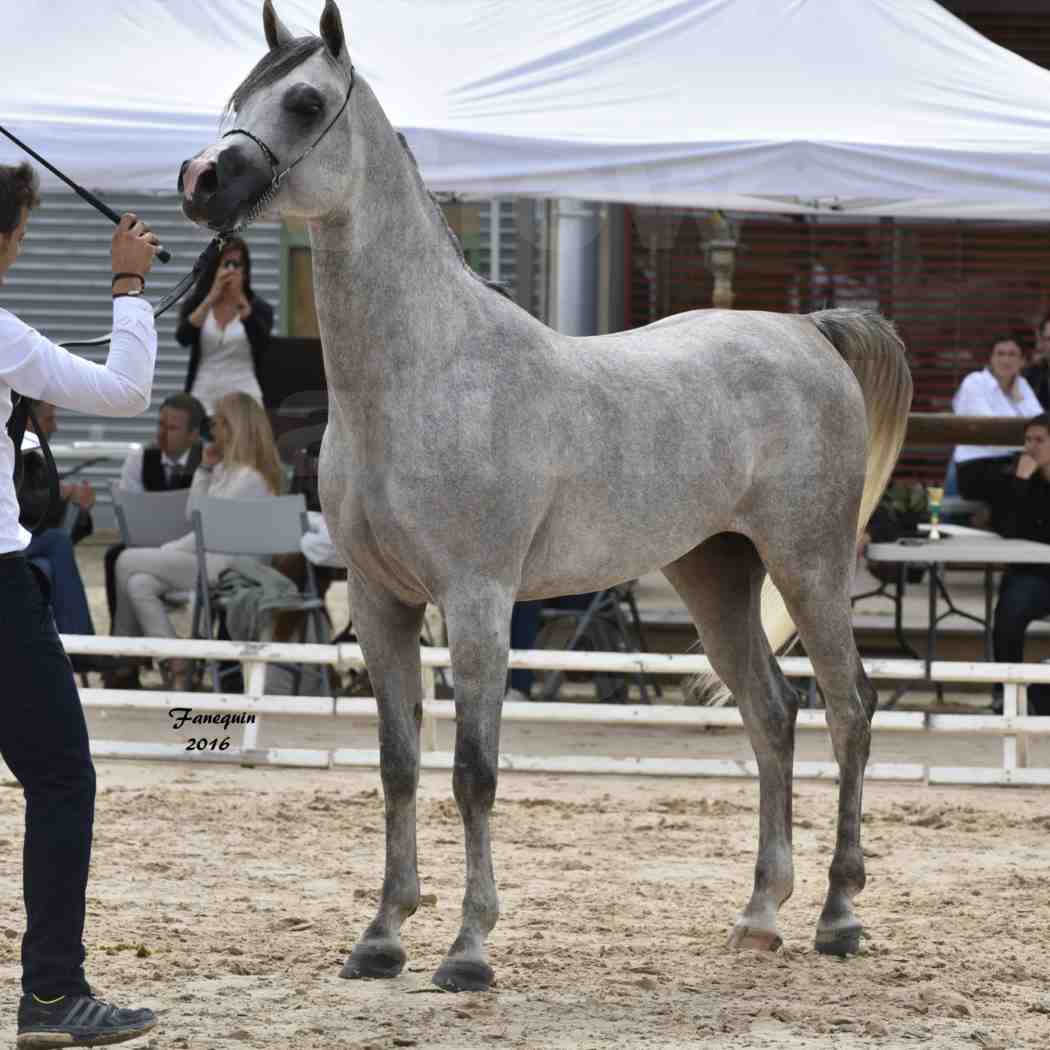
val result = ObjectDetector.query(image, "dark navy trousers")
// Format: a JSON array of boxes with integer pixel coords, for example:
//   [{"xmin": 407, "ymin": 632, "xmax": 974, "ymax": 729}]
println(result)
[
  {"xmin": 0, "ymin": 554, "xmax": 94, "ymax": 997},
  {"xmin": 993, "ymin": 569, "xmax": 1050, "ymax": 716}
]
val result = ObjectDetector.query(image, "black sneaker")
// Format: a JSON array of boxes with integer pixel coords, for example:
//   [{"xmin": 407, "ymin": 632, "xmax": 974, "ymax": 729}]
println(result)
[{"xmin": 17, "ymin": 993, "xmax": 156, "ymax": 1047}]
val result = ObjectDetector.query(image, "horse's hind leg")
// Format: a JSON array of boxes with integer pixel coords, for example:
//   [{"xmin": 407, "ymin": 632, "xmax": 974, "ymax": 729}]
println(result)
[
  {"xmin": 663, "ymin": 533, "xmax": 799, "ymax": 950},
  {"xmin": 764, "ymin": 550, "xmax": 877, "ymax": 957},
  {"xmin": 341, "ymin": 573, "xmax": 426, "ymax": 980},
  {"xmin": 431, "ymin": 576, "xmax": 515, "ymax": 993}
]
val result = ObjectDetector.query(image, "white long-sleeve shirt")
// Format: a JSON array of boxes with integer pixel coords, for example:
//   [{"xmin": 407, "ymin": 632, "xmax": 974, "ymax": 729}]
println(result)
[
  {"xmin": 162, "ymin": 461, "xmax": 273, "ymax": 554},
  {"xmin": 951, "ymin": 368, "xmax": 1044, "ymax": 464},
  {"xmin": 0, "ymin": 297, "xmax": 156, "ymax": 552}
]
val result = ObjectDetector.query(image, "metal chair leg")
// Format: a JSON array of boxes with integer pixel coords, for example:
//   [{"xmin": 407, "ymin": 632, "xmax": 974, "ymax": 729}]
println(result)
[{"xmin": 539, "ymin": 591, "xmax": 609, "ymax": 701}]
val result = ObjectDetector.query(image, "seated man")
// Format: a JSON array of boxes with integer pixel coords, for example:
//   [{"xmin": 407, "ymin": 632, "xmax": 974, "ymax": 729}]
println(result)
[
  {"xmin": 990, "ymin": 412, "xmax": 1050, "ymax": 715},
  {"xmin": 104, "ymin": 392, "xmax": 205, "ymax": 627},
  {"xmin": 22, "ymin": 399, "xmax": 94, "ymax": 543},
  {"xmin": 19, "ymin": 403, "xmax": 97, "ymax": 648}
]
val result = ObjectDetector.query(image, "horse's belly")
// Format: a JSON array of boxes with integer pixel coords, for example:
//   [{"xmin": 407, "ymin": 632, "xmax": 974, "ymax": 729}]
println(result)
[{"xmin": 519, "ymin": 491, "xmax": 725, "ymax": 599}]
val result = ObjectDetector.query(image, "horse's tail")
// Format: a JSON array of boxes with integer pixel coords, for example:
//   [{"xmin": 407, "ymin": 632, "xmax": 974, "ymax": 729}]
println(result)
[
  {"xmin": 689, "ymin": 308, "xmax": 911, "ymax": 706},
  {"xmin": 810, "ymin": 308, "xmax": 913, "ymax": 551}
]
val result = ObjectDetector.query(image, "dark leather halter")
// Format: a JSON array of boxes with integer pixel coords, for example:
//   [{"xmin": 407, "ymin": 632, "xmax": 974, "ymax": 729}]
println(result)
[{"xmin": 220, "ymin": 61, "xmax": 356, "ymax": 234}]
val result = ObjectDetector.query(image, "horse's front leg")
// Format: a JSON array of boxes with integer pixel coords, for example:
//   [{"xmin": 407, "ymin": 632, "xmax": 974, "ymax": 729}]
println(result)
[
  {"xmin": 432, "ymin": 578, "xmax": 515, "ymax": 993},
  {"xmin": 341, "ymin": 572, "xmax": 426, "ymax": 980}
]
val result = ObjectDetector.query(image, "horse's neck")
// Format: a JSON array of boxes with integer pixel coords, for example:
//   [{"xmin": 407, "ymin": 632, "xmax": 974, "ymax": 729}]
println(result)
[{"xmin": 308, "ymin": 85, "xmax": 476, "ymax": 403}]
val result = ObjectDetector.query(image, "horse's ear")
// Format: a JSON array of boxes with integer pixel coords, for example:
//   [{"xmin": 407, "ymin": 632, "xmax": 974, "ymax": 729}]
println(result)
[
  {"xmin": 320, "ymin": 0, "xmax": 347, "ymax": 58},
  {"xmin": 263, "ymin": 0, "xmax": 295, "ymax": 50}
]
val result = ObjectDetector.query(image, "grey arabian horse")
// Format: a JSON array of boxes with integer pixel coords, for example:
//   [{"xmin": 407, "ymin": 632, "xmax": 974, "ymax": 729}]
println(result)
[{"xmin": 180, "ymin": 0, "xmax": 912, "ymax": 993}]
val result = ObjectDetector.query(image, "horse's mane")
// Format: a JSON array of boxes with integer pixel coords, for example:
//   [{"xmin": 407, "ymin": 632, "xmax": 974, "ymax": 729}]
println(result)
[{"xmin": 395, "ymin": 132, "xmax": 512, "ymax": 301}]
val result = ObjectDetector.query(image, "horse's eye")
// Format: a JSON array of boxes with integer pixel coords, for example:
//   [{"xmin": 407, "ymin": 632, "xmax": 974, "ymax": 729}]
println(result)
[{"xmin": 285, "ymin": 86, "xmax": 325, "ymax": 118}]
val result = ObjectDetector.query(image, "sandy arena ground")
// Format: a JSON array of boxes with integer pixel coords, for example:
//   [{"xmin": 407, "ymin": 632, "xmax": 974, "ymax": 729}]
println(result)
[{"xmin": 1, "ymin": 760, "xmax": 1048, "ymax": 1050}]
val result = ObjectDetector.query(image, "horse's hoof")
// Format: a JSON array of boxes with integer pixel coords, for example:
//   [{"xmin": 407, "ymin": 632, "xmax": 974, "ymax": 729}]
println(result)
[
  {"xmin": 727, "ymin": 922, "xmax": 783, "ymax": 952},
  {"xmin": 431, "ymin": 958, "xmax": 495, "ymax": 992},
  {"xmin": 340, "ymin": 943, "xmax": 407, "ymax": 979},
  {"xmin": 815, "ymin": 924, "xmax": 862, "ymax": 957}
]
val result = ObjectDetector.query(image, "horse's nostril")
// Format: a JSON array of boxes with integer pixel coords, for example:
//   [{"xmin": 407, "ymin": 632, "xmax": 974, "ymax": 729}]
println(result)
[
  {"xmin": 198, "ymin": 166, "xmax": 219, "ymax": 195},
  {"xmin": 181, "ymin": 157, "xmax": 217, "ymax": 198}
]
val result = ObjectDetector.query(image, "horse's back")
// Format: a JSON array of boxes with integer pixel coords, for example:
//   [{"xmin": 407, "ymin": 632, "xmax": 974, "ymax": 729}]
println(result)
[{"xmin": 557, "ymin": 307, "xmax": 865, "ymax": 425}]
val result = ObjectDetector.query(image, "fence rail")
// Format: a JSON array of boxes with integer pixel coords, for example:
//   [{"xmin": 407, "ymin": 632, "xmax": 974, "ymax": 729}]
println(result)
[{"xmin": 46, "ymin": 634, "xmax": 1050, "ymax": 787}]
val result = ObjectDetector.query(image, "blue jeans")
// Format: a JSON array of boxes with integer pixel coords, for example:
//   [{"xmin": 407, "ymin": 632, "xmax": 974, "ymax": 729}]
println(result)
[
  {"xmin": 25, "ymin": 528, "xmax": 95, "ymax": 637},
  {"xmin": 509, "ymin": 601, "xmax": 544, "ymax": 695},
  {"xmin": 0, "ymin": 556, "xmax": 95, "ymax": 996},
  {"xmin": 508, "ymin": 595, "xmax": 598, "ymax": 696}
]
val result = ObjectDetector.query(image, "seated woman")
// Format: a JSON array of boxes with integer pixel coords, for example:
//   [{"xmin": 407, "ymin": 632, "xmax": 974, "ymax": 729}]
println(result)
[
  {"xmin": 952, "ymin": 335, "xmax": 1042, "ymax": 506},
  {"xmin": 106, "ymin": 392, "xmax": 285, "ymax": 689}
]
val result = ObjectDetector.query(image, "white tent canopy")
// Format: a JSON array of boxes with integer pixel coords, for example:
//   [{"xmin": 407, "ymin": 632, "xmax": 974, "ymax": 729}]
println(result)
[{"xmin": 4, "ymin": 0, "xmax": 1050, "ymax": 218}]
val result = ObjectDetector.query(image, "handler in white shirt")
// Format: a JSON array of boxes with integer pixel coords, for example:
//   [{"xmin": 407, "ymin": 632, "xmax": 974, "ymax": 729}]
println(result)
[
  {"xmin": 952, "ymin": 335, "xmax": 1043, "ymax": 505},
  {"xmin": 0, "ymin": 161, "xmax": 160, "ymax": 1046}
]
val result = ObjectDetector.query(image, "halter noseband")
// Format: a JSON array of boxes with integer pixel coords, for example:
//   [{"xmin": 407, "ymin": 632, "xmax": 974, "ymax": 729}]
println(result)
[{"xmin": 220, "ymin": 60, "xmax": 356, "ymax": 233}]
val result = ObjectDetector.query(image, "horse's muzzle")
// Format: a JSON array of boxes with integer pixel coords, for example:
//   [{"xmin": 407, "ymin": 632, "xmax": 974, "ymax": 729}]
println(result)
[{"xmin": 178, "ymin": 145, "xmax": 272, "ymax": 232}]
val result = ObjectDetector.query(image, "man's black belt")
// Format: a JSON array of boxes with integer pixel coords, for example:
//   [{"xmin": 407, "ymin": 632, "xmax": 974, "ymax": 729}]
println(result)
[{"xmin": 0, "ymin": 549, "xmax": 26, "ymax": 560}]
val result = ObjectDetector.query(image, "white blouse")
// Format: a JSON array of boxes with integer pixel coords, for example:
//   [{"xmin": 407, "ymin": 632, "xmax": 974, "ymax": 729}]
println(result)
[
  {"xmin": 162, "ymin": 462, "xmax": 273, "ymax": 554},
  {"xmin": 190, "ymin": 311, "xmax": 264, "ymax": 415},
  {"xmin": 0, "ymin": 297, "xmax": 156, "ymax": 553},
  {"xmin": 952, "ymin": 368, "xmax": 1044, "ymax": 463}
]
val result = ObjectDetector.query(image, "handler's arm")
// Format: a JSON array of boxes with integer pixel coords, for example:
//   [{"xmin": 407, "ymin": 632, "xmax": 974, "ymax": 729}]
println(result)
[
  {"xmin": 0, "ymin": 299, "xmax": 156, "ymax": 417},
  {"xmin": 0, "ymin": 213, "xmax": 158, "ymax": 416}
]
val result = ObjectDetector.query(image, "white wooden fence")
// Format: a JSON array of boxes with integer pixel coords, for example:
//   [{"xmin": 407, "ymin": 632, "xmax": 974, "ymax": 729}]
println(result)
[{"xmin": 46, "ymin": 634, "xmax": 1050, "ymax": 787}]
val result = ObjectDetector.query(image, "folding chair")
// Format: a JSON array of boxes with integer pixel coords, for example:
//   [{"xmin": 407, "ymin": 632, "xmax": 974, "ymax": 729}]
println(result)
[
  {"xmin": 108, "ymin": 485, "xmax": 194, "ymax": 685},
  {"xmin": 110, "ymin": 482, "xmax": 194, "ymax": 606},
  {"xmin": 111, "ymin": 484, "xmax": 191, "ymax": 548},
  {"xmin": 190, "ymin": 494, "xmax": 332, "ymax": 695}
]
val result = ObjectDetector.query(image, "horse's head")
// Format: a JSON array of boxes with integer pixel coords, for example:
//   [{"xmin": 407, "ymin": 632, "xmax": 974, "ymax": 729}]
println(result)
[{"xmin": 179, "ymin": 0, "xmax": 353, "ymax": 232}]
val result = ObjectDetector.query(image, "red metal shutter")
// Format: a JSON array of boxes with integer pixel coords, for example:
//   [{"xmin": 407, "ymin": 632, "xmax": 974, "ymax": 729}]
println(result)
[{"xmin": 625, "ymin": 208, "xmax": 1050, "ymax": 485}]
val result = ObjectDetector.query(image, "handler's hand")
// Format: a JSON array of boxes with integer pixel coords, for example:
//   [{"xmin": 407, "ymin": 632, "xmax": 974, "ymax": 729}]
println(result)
[{"xmin": 111, "ymin": 213, "xmax": 158, "ymax": 280}]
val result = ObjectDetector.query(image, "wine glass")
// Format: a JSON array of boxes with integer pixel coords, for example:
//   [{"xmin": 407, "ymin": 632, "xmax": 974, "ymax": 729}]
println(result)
[{"xmin": 927, "ymin": 485, "xmax": 944, "ymax": 540}]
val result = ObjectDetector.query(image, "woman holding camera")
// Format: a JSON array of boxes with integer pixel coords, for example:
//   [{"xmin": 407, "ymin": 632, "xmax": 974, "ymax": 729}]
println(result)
[{"xmin": 175, "ymin": 236, "xmax": 273, "ymax": 414}]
